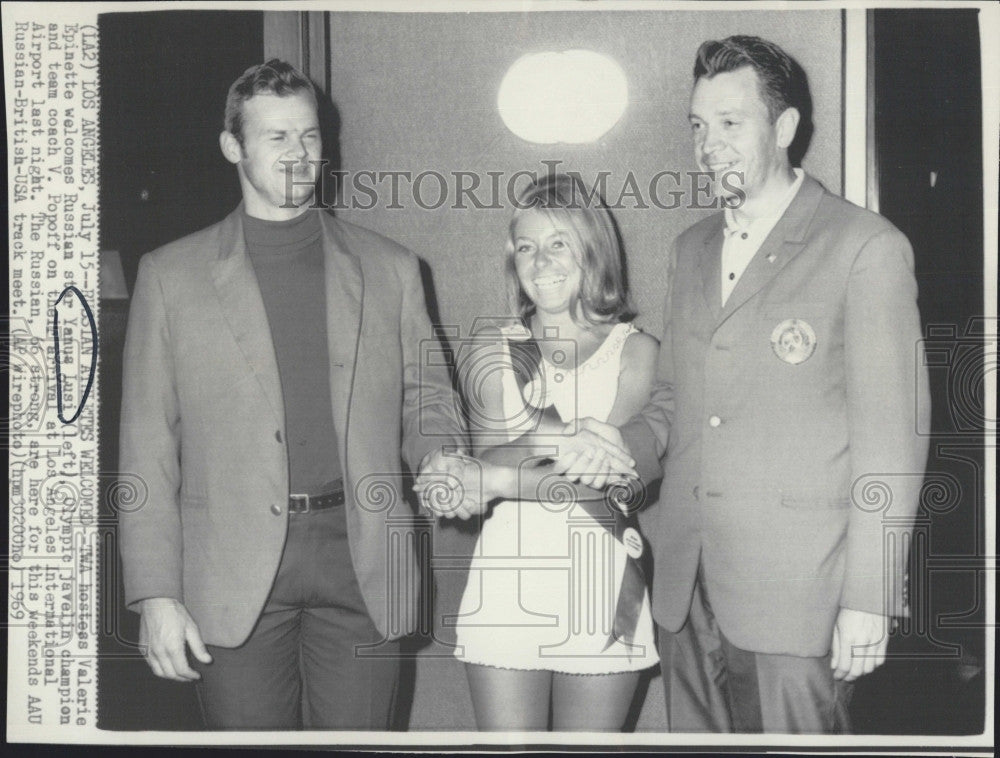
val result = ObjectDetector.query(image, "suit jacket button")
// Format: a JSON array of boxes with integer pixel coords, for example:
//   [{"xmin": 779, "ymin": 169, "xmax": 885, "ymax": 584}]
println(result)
[
  {"xmin": 275, "ymin": 430, "xmax": 283, "ymax": 443},
  {"xmin": 709, "ymin": 415, "xmax": 722, "ymax": 428},
  {"xmin": 270, "ymin": 503, "xmax": 283, "ymax": 516},
  {"xmin": 692, "ymin": 486, "xmax": 700, "ymax": 500}
]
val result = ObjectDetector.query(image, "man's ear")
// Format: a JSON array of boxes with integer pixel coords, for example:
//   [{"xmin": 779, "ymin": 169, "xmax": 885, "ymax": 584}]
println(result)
[
  {"xmin": 775, "ymin": 107, "xmax": 800, "ymax": 150},
  {"xmin": 219, "ymin": 131, "xmax": 242, "ymax": 165}
]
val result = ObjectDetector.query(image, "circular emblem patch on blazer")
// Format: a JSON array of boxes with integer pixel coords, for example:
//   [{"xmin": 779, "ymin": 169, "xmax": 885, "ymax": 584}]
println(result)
[
  {"xmin": 770, "ymin": 318, "xmax": 817, "ymax": 365},
  {"xmin": 622, "ymin": 527, "xmax": 644, "ymax": 559}
]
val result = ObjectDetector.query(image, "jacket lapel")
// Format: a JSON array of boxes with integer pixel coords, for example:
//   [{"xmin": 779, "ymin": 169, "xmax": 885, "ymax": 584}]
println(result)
[
  {"xmin": 319, "ymin": 211, "xmax": 363, "ymax": 476},
  {"xmin": 717, "ymin": 175, "xmax": 825, "ymax": 326},
  {"xmin": 698, "ymin": 219, "xmax": 725, "ymax": 323},
  {"xmin": 210, "ymin": 206, "xmax": 285, "ymax": 428}
]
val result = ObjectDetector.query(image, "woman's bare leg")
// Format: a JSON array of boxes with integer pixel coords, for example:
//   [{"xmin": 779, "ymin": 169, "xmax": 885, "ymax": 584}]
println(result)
[
  {"xmin": 551, "ymin": 670, "xmax": 641, "ymax": 731},
  {"xmin": 465, "ymin": 663, "xmax": 552, "ymax": 731}
]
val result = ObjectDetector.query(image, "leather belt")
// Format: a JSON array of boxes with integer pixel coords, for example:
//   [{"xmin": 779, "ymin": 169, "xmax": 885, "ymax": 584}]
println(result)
[{"xmin": 288, "ymin": 480, "xmax": 345, "ymax": 514}]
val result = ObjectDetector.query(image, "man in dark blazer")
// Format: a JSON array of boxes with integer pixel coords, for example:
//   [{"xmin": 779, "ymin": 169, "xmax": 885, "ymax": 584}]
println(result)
[
  {"xmin": 587, "ymin": 36, "xmax": 929, "ymax": 732},
  {"xmin": 119, "ymin": 60, "xmax": 466, "ymax": 729}
]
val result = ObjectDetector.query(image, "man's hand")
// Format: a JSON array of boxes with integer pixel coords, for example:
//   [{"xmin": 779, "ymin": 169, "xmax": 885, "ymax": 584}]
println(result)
[
  {"xmin": 414, "ymin": 449, "xmax": 491, "ymax": 521},
  {"xmin": 830, "ymin": 607, "xmax": 890, "ymax": 681},
  {"xmin": 139, "ymin": 597, "xmax": 212, "ymax": 682},
  {"xmin": 549, "ymin": 417, "xmax": 636, "ymax": 490}
]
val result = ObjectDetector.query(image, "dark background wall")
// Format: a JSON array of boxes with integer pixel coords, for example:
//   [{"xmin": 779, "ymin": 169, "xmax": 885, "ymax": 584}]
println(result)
[
  {"xmin": 99, "ymin": 11, "xmax": 264, "ymax": 285},
  {"xmin": 848, "ymin": 8, "xmax": 985, "ymax": 735}
]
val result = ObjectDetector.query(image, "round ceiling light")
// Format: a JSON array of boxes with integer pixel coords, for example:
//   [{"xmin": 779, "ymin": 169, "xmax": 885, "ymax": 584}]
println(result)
[{"xmin": 497, "ymin": 50, "xmax": 629, "ymax": 144}]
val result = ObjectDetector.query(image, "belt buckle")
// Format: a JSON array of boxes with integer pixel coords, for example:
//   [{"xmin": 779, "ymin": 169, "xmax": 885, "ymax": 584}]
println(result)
[{"xmin": 288, "ymin": 493, "xmax": 310, "ymax": 514}]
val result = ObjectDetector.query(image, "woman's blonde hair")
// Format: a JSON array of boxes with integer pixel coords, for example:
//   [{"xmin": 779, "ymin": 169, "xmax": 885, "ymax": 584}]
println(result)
[{"xmin": 505, "ymin": 172, "xmax": 635, "ymax": 326}]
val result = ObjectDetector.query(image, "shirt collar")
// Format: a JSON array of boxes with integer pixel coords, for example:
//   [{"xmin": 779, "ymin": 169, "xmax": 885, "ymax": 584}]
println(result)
[{"xmin": 724, "ymin": 168, "xmax": 805, "ymax": 236}]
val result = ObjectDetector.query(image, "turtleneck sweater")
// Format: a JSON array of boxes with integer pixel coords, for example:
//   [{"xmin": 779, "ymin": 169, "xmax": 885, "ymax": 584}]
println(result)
[{"xmin": 243, "ymin": 209, "xmax": 341, "ymax": 495}]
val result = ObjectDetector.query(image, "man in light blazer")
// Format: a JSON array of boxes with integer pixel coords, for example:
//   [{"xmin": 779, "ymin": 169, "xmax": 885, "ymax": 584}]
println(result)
[
  {"xmin": 585, "ymin": 36, "xmax": 929, "ymax": 732},
  {"xmin": 119, "ymin": 60, "xmax": 466, "ymax": 729}
]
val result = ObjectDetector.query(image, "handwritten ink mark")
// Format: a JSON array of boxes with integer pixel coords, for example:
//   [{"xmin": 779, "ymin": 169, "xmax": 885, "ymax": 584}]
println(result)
[{"xmin": 53, "ymin": 285, "xmax": 98, "ymax": 424}]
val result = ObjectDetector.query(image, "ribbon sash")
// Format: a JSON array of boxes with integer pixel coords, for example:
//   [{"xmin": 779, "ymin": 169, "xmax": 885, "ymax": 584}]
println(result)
[{"xmin": 507, "ymin": 338, "xmax": 650, "ymax": 652}]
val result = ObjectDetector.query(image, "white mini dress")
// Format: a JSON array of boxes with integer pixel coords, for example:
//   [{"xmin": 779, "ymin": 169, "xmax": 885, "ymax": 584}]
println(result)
[{"xmin": 453, "ymin": 322, "xmax": 657, "ymax": 674}]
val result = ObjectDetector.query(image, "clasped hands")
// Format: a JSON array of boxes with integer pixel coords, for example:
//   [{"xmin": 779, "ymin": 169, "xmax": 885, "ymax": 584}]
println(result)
[
  {"xmin": 414, "ymin": 417, "xmax": 635, "ymax": 520},
  {"xmin": 543, "ymin": 417, "xmax": 637, "ymax": 489},
  {"xmin": 413, "ymin": 448, "xmax": 490, "ymax": 520}
]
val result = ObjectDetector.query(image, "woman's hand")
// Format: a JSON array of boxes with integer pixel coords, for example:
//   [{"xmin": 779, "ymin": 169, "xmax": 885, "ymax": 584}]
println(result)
[{"xmin": 547, "ymin": 417, "xmax": 636, "ymax": 489}]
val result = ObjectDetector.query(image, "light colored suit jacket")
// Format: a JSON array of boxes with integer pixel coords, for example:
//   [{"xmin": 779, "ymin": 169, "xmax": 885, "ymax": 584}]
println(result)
[
  {"xmin": 119, "ymin": 205, "xmax": 466, "ymax": 647},
  {"xmin": 623, "ymin": 175, "xmax": 930, "ymax": 656}
]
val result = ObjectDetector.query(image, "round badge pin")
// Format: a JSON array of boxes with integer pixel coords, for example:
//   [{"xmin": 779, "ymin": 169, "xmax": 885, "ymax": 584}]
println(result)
[
  {"xmin": 770, "ymin": 318, "xmax": 817, "ymax": 365},
  {"xmin": 622, "ymin": 527, "xmax": 644, "ymax": 559}
]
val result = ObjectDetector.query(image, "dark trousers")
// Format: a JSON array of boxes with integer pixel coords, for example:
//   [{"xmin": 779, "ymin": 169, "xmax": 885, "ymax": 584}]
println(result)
[
  {"xmin": 658, "ymin": 574, "xmax": 852, "ymax": 734},
  {"xmin": 194, "ymin": 507, "xmax": 400, "ymax": 730}
]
